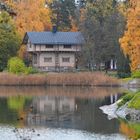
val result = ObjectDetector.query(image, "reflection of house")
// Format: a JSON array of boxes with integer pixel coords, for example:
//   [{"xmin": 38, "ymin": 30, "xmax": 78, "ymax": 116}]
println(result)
[
  {"xmin": 25, "ymin": 94, "xmax": 121, "ymax": 133},
  {"xmin": 110, "ymin": 94, "xmax": 118, "ymax": 104},
  {"xmin": 23, "ymin": 27, "xmax": 84, "ymax": 71},
  {"xmin": 33, "ymin": 96, "xmax": 75, "ymax": 114},
  {"xmin": 27, "ymin": 96, "xmax": 75, "ymax": 126}
]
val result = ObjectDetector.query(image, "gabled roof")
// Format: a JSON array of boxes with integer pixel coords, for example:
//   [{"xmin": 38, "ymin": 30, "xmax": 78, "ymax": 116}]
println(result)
[{"xmin": 23, "ymin": 32, "xmax": 84, "ymax": 45}]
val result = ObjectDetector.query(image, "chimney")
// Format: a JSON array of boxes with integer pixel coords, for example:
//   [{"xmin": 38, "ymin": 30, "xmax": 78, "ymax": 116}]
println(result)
[{"xmin": 52, "ymin": 25, "xmax": 57, "ymax": 33}]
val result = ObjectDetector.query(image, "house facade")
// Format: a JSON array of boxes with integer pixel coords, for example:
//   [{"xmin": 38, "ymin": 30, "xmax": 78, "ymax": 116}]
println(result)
[{"xmin": 23, "ymin": 31, "xmax": 84, "ymax": 71}]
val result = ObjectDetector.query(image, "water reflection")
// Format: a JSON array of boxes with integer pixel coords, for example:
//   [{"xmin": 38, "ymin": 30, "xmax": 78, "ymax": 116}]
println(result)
[
  {"xmin": 26, "ymin": 95, "xmax": 121, "ymax": 134},
  {"xmin": 120, "ymin": 120, "xmax": 140, "ymax": 139},
  {"xmin": 27, "ymin": 96, "xmax": 75, "ymax": 128},
  {"xmin": 0, "ymin": 86, "xmax": 121, "ymax": 99},
  {"xmin": 0, "ymin": 86, "xmax": 125, "ymax": 139}
]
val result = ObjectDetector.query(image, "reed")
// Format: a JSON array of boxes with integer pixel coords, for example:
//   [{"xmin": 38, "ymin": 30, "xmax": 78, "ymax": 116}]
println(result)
[
  {"xmin": 0, "ymin": 73, "xmax": 46, "ymax": 86},
  {"xmin": 0, "ymin": 72, "xmax": 120, "ymax": 86},
  {"xmin": 46, "ymin": 72, "xmax": 119, "ymax": 86}
]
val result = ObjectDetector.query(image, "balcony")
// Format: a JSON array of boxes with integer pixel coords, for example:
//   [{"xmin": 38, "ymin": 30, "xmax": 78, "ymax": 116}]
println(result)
[{"xmin": 27, "ymin": 44, "xmax": 81, "ymax": 52}]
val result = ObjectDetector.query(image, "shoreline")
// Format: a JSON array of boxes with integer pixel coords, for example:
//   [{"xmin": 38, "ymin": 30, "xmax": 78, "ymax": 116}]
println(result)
[
  {"xmin": 100, "ymin": 101, "xmax": 140, "ymax": 122},
  {"xmin": 0, "ymin": 84, "xmax": 121, "ymax": 87}
]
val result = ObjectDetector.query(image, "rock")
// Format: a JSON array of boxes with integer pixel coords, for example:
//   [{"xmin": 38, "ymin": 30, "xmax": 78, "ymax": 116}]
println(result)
[
  {"xmin": 126, "ymin": 114, "xmax": 131, "ymax": 120},
  {"xmin": 128, "ymin": 79, "xmax": 140, "ymax": 88},
  {"xmin": 100, "ymin": 101, "xmax": 140, "ymax": 122},
  {"xmin": 100, "ymin": 102, "xmax": 118, "ymax": 120},
  {"xmin": 115, "ymin": 103, "xmax": 130, "ymax": 119},
  {"xmin": 37, "ymin": 134, "xmax": 40, "ymax": 136}
]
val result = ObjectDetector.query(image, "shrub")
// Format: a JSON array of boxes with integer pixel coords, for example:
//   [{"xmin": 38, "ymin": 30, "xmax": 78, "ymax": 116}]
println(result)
[
  {"xmin": 7, "ymin": 57, "xmax": 26, "ymax": 74},
  {"xmin": 132, "ymin": 70, "xmax": 140, "ymax": 78},
  {"xmin": 117, "ymin": 72, "xmax": 131, "ymax": 78},
  {"xmin": 25, "ymin": 67, "xmax": 38, "ymax": 74},
  {"xmin": 7, "ymin": 57, "xmax": 36, "ymax": 75}
]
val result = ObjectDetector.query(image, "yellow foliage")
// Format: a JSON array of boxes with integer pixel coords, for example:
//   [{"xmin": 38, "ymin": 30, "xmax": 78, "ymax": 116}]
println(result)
[
  {"xmin": 119, "ymin": 122, "xmax": 136, "ymax": 138},
  {"xmin": 7, "ymin": 0, "xmax": 52, "ymax": 58},
  {"xmin": 18, "ymin": 45, "xmax": 26, "ymax": 59},
  {"xmin": 120, "ymin": 1, "xmax": 140, "ymax": 71},
  {"xmin": 11, "ymin": 0, "xmax": 52, "ymax": 37},
  {"xmin": 70, "ymin": 17, "xmax": 78, "ymax": 32}
]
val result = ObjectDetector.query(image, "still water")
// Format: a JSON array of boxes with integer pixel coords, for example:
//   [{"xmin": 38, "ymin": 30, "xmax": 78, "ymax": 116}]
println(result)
[{"xmin": 0, "ymin": 86, "xmax": 136, "ymax": 140}]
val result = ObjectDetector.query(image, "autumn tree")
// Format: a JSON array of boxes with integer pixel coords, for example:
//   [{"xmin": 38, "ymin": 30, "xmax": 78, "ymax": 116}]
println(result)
[
  {"xmin": 6, "ymin": 0, "xmax": 52, "ymax": 61},
  {"xmin": 117, "ymin": 0, "xmax": 130, "ymax": 16},
  {"xmin": 10, "ymin": 0, "xmax": 52, "ymax": 37},
  {"xmin": 119, "ymin": 0, "xmax": 140, "ymax": 71}
]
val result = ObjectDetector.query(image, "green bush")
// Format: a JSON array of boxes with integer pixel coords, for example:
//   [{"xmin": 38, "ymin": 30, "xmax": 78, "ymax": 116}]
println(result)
[
  {"xmin": 117, "ymin": 72, "xmax": 131, "ymax": 78},
  {"xmin": 7, "ymin": 57, "xmax": 26, "ymax": 74},
  {"xmin": 25, "ymin": 67, "xmax": 38, "ymax": 74},
  {"xmin": 132, "ymin": 70, "xmax": 140, "ymax": 78},
  {"xmin": 7, "ymin": 57, "xmax": 37, "ymax": 74}
]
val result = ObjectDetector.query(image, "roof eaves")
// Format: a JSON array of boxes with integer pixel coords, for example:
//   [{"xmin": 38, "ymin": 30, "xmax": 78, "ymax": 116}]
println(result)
[
  {"xmin": 22, "ymin": 32, "xmax": 28, "ymax": 44},
  {"xmin": 33, "ymin": 42, "xmax": 82, "ymax": 45}
]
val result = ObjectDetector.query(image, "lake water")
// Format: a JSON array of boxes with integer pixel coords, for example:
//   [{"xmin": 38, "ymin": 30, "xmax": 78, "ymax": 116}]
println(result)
[{"xmin": 0, "ymin": 86, "xmax": 135, "ymax": 140}]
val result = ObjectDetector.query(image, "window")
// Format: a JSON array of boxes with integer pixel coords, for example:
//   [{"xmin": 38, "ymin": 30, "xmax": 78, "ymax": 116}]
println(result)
[
  {"xmin": 63, "ymin": 45, "xmax": 71, "ymax": 49},
  {"xmin": 46, "ymin": 45, "xmax": 53, "ymax": 48},
  {"xmin": 44, "ymin": 57, "xmax": 52, "ymax": 62},
  {"xmin": 62, "ymin": 57, "xmax": 70, "ymax": 62}
]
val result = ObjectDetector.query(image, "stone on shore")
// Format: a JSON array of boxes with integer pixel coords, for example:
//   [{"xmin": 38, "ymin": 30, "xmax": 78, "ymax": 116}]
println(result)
[{"xmin": 100, "ymin": 100, "xmax": 140, "ymax": 122}]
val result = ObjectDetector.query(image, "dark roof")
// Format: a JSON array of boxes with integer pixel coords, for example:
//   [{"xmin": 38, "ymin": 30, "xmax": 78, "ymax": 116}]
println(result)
[{"xmin": 23, "ymin": 32, "xmax": 84, "ymax": 45}]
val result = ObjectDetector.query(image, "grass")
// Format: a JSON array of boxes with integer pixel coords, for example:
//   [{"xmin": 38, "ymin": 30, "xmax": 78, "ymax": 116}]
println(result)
[
  {"xmin": 0, "ymin": 72, "xmax": 120, "ymax": 86},
  {"xmin": 129, "ymin": 123, "xmax": 140, "ymax": 134},
  {"xmin": 117, "ymin": 92, "xmax": 135, "ymax": 108},
  {"xmin": 132, "ymin": 70, "xmax": 140, "ymax": 78},
  {"xmin": 122, "ymin": 77, "xmax": 133, "ymax": 82},
  {"xmin": 128, "ymin": 92, "xmax": 140, "ymax": 110},
  {"xmin": 117, "ymin": 91, "xmax": 140, "ymax": 110}
]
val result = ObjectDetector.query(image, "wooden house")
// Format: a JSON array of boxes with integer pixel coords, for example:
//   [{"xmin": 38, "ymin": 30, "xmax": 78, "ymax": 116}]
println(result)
[{"xmin": 23, "ymin": 29, "xmax": 84, "ymax": 71}]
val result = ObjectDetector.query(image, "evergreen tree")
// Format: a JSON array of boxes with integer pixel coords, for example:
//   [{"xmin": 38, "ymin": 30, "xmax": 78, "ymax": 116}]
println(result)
[
  {"xmin": 79, "ymin": 0, "xmax": 127, "ymax": 72},
  {"xmin": 0, "ymin": 12, "xmax": 20, "ymax": 71},
  {"xmin": 49, "ymin": 0, "xmax": 76, "ymax": 31}
]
